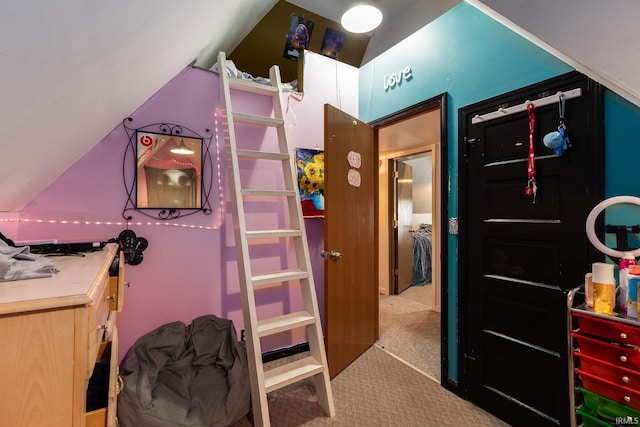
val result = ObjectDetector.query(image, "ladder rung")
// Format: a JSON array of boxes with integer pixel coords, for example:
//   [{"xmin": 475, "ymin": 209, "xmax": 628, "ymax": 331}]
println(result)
[
  {"xmin": 228, "ymin": 77, "xmax": 279, "ymax": 96},
  {"xmin": 246, "ymin": 229, "xmax": 302, "ymax": 239},
  {"xmin": 241, "ymin": 189, "xmax": 297, "ymax": 197},
  {"xmin": 237, "ymin": 149, "xmax": 289, "ymax": 161},
  {"xmin": 251, "ymin": 269, "xmax": 308, "ymax": 286},
  {"xmin": 232, "ymin": 112, "xmax": 284, "ymax": 127},
  {"xmin": 256, "ymin": 311, "xmax": 316, "ymax": 337},
  {"xmin": 264, "ymin": 356, "xmax": 324, "ymax": 393}
]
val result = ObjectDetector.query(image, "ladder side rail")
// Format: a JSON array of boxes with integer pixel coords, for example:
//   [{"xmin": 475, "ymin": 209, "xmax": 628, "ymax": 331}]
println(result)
[
  {"xmin": 217, "ymin": 51, "xmax": 270, "ymax": 427},
  {"xmin": 268, "ymin": 64, "xmax": 335, "ymax": 417},
  {"xmin": 268, "ymin": 65, "xmax": 324, "ymax": 314}
]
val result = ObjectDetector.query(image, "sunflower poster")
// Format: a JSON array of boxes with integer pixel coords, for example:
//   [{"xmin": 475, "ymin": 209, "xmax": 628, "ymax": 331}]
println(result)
[{"xmin": 296, "ymin": 148, "xmax": 324, "ymax": 217}]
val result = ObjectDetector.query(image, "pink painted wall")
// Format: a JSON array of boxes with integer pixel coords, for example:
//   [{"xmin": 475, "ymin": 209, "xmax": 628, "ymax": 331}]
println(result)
[{"xmin": 4, "ymin": 53, "xmax": 358, "ymax": 362}]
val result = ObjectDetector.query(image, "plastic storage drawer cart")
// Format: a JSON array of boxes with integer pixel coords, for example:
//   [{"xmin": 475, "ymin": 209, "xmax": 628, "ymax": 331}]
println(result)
[{"xmin": 569, "ymin": 286, "xmax": 640, "ymax": 426}]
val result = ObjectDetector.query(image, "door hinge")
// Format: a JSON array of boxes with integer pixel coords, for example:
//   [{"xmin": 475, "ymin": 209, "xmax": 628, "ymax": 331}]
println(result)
[
  {"xmin": 393, "ymin": 219, "xmax": 398, "ymax": 228},
  {"xmin": 393, "ymin": 170, "xmax": 399, "ymax": 178}
]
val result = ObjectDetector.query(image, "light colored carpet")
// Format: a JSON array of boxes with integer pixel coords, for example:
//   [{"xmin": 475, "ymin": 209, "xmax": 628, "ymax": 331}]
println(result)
[
  {"xmin": 232, "ymin": 345, "xmax": 509, "ymax": 426},
  {"xmin": 397, "ymin": 283, "xmax": 432, "ymax": 308},
  {"xmin": 231, "ymin": 285, "xmax": 509, "ymax": 426},
  {"xmin": 378, "ymin": 291, "xmax": 440, "ymax": 382}
]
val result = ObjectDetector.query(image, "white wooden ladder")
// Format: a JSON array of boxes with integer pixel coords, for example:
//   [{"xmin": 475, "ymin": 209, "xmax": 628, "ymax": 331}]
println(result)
[{"xmin": 217, "ymin": 51, "xmax": 335, "ymax": 427}]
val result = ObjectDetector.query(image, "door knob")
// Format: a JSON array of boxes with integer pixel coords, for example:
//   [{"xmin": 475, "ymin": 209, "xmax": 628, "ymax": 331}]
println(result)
[{"xmin": 321, "ymin": 250, "xmax": 342, "ymax": 260}]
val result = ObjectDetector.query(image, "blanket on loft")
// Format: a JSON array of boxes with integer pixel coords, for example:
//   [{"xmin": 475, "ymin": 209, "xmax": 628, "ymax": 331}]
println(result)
[
  {"xmin": 210, "ymin": 59, "xmax": 298, "ymax": 92},
  {"xmin": 412, "ymin": 224, "xmax": 432, "ymax": 286},
  {"xmin": 117, "ymin": 315, "xmax": 250, "ymax": 427}
]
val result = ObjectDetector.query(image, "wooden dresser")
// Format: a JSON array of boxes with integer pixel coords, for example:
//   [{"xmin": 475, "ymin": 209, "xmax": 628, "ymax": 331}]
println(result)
[{"xmin": 0, "ymin": 243, "xmax": 124, "ymax": 427}]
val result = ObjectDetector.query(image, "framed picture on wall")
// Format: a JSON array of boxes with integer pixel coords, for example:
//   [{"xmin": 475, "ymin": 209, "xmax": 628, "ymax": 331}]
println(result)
[
  {"xmin": 283, "ymin": 15, "xmax": 314, "ymax": 61},
  {"xmin": 296, "ymin": 148, "xmax": 324, "ymax": 217},
  {"xmin": 320, "ymin": 28, "xmax": 345, "ymax": 59}
]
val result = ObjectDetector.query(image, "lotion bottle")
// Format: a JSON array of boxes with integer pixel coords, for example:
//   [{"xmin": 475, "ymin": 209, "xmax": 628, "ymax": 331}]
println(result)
[{"xmin": 593, "ymin": 262, "xmax": 615, "ymax": 315}]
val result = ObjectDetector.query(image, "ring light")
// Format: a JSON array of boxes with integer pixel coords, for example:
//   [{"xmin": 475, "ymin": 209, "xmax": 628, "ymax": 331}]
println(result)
[{"xmin": 585, "ymin": 196, "xmax": 640, "ymax": 258}]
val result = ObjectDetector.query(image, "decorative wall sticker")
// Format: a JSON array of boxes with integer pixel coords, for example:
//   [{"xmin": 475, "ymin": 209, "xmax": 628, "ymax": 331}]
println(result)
[
  {"xmin": 348, "ymin": 169, "xmax": 361, "ymax": 187},
  {"xmin": 347, "ymin": 151, "xmax": 361, "ymax": 168},
  {"xmin": 109, "ymin": 229, "xmax": 148, "ymax": 265},
  {"xmin": 347, "ymin": 151, "xmax": 362, "ymax": 188}
]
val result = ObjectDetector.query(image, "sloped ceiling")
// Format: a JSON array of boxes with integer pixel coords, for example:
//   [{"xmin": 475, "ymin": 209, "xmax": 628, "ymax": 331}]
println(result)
[
  {"xmin": 1, "ymin": 0, "xmax": 638, "ymax": 212},
  {"xmin": 0, "ymin": 0, "xmax": 277, "ymax": 212},
  {"xmin": 468, "ymin": 0, "xmax": 640, "ymax": 106}
]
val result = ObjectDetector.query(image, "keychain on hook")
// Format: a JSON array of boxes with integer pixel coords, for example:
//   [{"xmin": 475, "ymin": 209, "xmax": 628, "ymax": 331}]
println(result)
[
  {"xmin": 543, "ymin": 93, "xmax": 570, "ymax": 156},
  {"xmin": 524, "ymin": 103, "xmax": 538, "ymax": 203}
]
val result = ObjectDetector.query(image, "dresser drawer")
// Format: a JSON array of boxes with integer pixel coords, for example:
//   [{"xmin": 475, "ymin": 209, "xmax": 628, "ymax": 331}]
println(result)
[
  {"xmin": 576, "ymin": 407, "xmax": 613, "ymax": 427},
  {"xmin": 578, "ymin": 386, "xmax": 640, "ymax": 423},
  {"xmin": 87, "ymin": 270, "xmax": 111, "ymax": 377},
  {"xmin": 85, "ymin": 330, "xmax": 119, "ymax": 427},
  {"xmin": 107, "ymin": 251, "xmax": 125, "ymax": 312},
  {"xmin": 573, "ymin": 332, "xmax": 640, "ymax": 371},
  {"xmin": 576, "ymin": 351, "xmax": 640, "ymax": 388},
  {"xmin": 574, "ymin": 312, "xmax": 640, "ymax": 346},
  {"xmin": 578, "ymin": 369, "xmax": 640, "ymax": 411}
]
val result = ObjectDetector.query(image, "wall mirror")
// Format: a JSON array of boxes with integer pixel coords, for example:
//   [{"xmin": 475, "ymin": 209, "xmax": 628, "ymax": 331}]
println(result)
[
  {"xmin": 136, "ymin": 131, "xmax": 203, "ymax": 209},
  {"xmin": 122, "ymin": 119, "xmax": 214, "ymax": 220}
]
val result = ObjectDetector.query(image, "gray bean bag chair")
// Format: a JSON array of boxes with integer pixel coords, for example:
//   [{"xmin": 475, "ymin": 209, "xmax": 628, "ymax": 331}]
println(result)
[{"xmin": 118, "ymin": 315, "xmax": 251, "ymax": 427}]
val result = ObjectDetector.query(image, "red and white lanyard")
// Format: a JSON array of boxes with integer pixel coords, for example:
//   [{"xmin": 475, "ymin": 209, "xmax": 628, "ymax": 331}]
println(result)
[{"xmin": 524, "ymin": 103, "xmax": 538, "ymax": 203}]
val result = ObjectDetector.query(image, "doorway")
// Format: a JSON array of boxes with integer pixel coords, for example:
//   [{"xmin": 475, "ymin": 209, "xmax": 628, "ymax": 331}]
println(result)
[{"xmin": 370, "ymin": 94, "xmax": 446, "ymax": 381}]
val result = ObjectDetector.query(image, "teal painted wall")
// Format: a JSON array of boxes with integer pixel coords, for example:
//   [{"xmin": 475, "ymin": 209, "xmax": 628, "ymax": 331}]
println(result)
[
  {"xmin": 603, "ymin": 92, "xmax": 640, "ymax": 250},
  {"xmin": 359, "ymin": 2, "xmax": 640, "ymax": 383}
]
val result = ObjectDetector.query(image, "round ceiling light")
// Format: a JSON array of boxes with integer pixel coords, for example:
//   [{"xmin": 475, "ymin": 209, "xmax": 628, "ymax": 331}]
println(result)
[{"xmin": 341, "ymin": 5, "xmax": 383, "ymax": 34}]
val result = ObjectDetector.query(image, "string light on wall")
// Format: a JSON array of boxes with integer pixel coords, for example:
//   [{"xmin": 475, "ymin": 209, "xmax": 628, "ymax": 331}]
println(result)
[
  {"xmin": 0, "ymin": 112, "xmax": 229, "ymax": 232},
  {"xmin": 0, "ymin": 217, "xmax": 222, "ymax": 231}
]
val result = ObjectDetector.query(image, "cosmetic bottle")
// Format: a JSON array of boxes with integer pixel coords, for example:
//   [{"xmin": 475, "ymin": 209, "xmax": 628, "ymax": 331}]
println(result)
[
  {"xmin": 628, "ymin": 264, "xmax": 640, "ymax": 319},
  {"xmin": 584, "ymin": 272, "xmax": 593, "ymax": 307},
  {"xmin": 619, "ymin": 252, "xmax": 637, "ymax": 314},
  {"xmin": 592, "ymin": 262, "xmax": 615, "ymax": 315}
]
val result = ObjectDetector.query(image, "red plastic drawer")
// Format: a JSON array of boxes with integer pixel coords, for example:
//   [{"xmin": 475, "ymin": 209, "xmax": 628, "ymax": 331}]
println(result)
[
  {"xmin": 573, "ymin": 332, "xmax": 640, "ymax": 371},
  {"xmin": 578, "ymin": 369, "xmax": 640, "ymax": 411},
  {"xmin": 574, "ymin": 312, "xmax": 640, "ymax": 346},
  {"xmin": 576, "ymin": 351, "xmax": 640, "ymax": 388}
]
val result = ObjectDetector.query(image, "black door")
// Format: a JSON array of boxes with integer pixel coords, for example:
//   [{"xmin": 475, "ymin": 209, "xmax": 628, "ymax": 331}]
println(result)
[{"xmin": 459, "ymin": 72, "xmax": 604, "ymax": 426}]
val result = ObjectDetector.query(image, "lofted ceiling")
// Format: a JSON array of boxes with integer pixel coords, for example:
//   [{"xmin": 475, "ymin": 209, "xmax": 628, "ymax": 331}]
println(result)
[{"xmin": 1, "ymin": 0, "xmax": 639, "ymax": 212}]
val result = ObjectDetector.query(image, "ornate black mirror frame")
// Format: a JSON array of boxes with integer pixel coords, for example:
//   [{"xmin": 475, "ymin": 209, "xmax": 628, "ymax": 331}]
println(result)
[{"xmin": 122, "ymin": 117, "xmax": 214, "ymax": 220}]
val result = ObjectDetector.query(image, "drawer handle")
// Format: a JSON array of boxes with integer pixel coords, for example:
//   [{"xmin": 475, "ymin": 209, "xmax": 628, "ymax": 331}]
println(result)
[
  {"xmin": 621, "ymin": 355, "xmax": 629, "ymax": 363},
  {"xmin": 621, "ymin": 332, "xmax": 628, "ymax": 339},
  {"xmin": 106, "ymin": 295, "xmax": 116, "ymax": 302},
  {"xmin": 623, "ymin": 376, "xmax": 630, "ymax": 383},
  {"xmin": 625, "ymin": 395, "xmax": 632, "ymax": 403}
]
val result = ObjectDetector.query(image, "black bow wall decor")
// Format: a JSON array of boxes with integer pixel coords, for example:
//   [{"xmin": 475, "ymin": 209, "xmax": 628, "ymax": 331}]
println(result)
[{"xmin": 109, "ymin": 229, "xmax": 148, "ymax": 265}]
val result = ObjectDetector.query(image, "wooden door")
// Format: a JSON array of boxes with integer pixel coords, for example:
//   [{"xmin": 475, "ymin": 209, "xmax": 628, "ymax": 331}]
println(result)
[
  {"xmin": 459, "ymin": 72, "xmax": 604, "ymax": 426},
  {"xmin": 395, "ymin": 160, "xmax": 414, "ymax": 294},
  {"xmin": 324, "ymin": 104, "xmax": 378, "ymax": 378}
]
